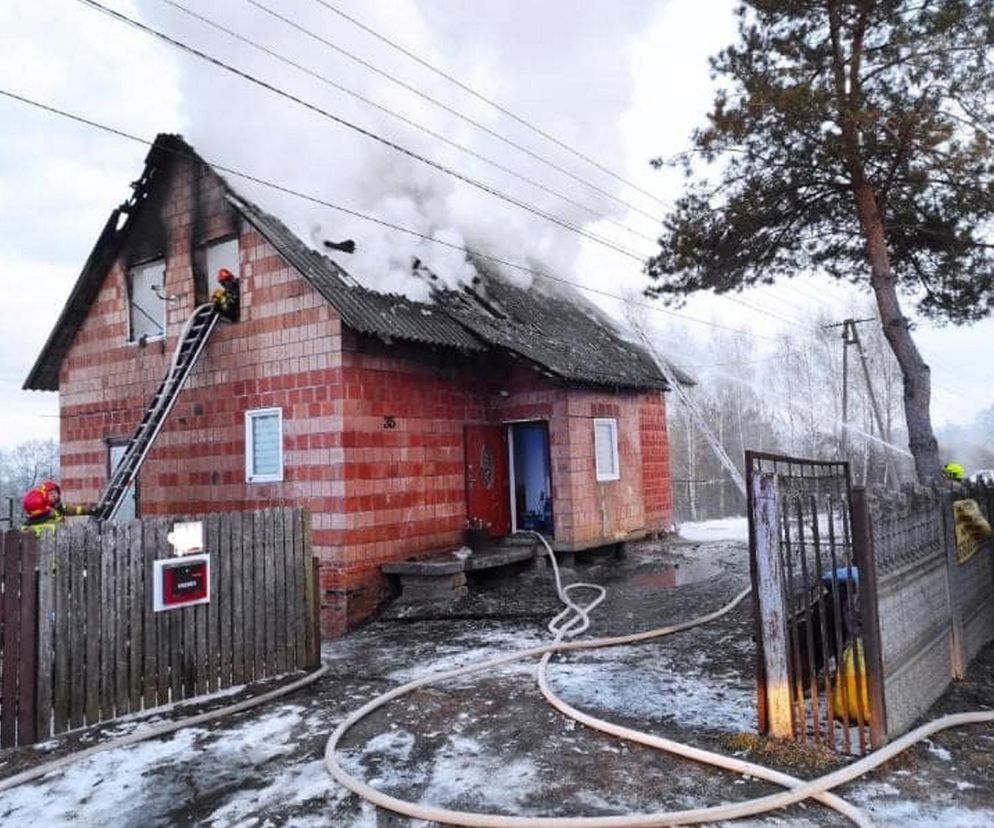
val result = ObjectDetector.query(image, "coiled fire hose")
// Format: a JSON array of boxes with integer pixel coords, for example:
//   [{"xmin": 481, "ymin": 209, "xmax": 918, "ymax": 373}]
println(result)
[{"xmin": 325, "ymin": 533, "xmax": 994, "ymax": 827}]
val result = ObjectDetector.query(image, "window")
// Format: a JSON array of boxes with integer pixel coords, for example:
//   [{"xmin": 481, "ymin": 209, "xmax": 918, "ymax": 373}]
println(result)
[
  {"xmin": 593, "ymin": 418, "xmax": 620, "ymax": 481},
  {"xmin": 128, "ymin": 259, "xmax": 166, "ymax": 342},
  {"xmin": 206, "ymin": 238, "xmax": 239, "ymax": 284},
  {"xmin": 108, "ymin": 441, "xmax": 138, "ymax": 521},
  {"xmin": 246, "ymin": 408, "xmax": 283, "ymax": 482}
]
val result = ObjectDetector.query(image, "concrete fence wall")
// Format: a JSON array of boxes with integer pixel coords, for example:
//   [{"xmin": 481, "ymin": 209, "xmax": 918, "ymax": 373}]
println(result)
[{"xmin": 867, "ymin": 484, "xmax": 994, "ymax": 736}]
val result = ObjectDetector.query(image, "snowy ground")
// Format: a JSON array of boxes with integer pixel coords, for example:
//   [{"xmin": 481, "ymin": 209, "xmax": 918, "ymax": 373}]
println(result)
[
  {"xmin": 678, "ymin": 517, "xmax": 749, "ymax": 543},
  {"xmin": 1, "ymin": 520, "xmax": 992, "ymax": 826}
]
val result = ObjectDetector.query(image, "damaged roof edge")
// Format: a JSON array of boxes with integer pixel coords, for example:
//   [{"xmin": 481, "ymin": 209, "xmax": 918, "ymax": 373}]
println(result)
[{"xmin": 23, "ymin": 133, "xmax": 195, "ymax": 392}]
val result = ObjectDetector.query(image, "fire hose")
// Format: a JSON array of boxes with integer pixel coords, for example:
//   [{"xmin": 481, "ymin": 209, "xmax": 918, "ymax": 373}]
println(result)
[{"xmin": 325, "ymin": 533, "xmax": 994, "ymax": 827}]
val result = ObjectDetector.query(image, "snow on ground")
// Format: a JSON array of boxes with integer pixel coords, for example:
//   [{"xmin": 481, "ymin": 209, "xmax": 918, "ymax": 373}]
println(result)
[
  {"xmin": 677, "ymin": 517, "xmax": 749, "ymax": 543},
  {"xmin": 0, "ymin": 728, "xmax": 202, "ymax": 825},
  {"xmin": 546, "ymin": 656, "xmax": 755, "ymax": 733},
  {"xmin": 849, "ymin": 781, "xmax": 994, "ymax": 827},
  {"xmin": 385, "ymin": 628, "xmax": 548, "ymax": 685},
  {"xmin": 206, "ymin": 754, "xmax": 339, "ymax": 827},
  {"xmin": 0, "ymin": 704, "xmax": 311, "ymax": 827},
  {"xmin": 415, "ymin": 734, "xmax": 539, "ymax": 812}
]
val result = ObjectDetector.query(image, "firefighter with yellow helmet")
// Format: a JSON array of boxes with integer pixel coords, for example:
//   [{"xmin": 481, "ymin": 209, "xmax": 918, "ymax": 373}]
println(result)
[{"xmin": 943, "ymin": 462, "xmax": 965, "ymax": 482}]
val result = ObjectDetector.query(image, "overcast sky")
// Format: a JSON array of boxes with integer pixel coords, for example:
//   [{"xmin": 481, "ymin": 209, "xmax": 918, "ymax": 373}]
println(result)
[{"xmin": 1, "ymin": 0, "xmax": 992, "ymax": 453}]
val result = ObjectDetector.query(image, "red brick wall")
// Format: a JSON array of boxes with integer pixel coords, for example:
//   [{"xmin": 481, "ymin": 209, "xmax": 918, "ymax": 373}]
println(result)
[
  {"xmin": 321, "ymin": 335, "xmax": 493, "ymax": 629},
  {"xmin": 639, "ymin": 392, "xmax": 673, "ymax": 530}
]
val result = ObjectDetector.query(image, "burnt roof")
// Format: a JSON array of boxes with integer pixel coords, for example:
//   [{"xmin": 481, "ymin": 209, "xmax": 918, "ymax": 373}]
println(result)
[
  {"xmin": 435, "ymin": 275, "xmax": 690, "ymax": 390},
  {"xmin": 25, "ymin": 133, "xmax": 690, "ymax": 393}
]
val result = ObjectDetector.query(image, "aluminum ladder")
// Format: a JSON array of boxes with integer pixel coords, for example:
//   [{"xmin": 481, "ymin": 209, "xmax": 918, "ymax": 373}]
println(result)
[{"xmin": 93, "ymin": 303, "xmax": 221, "ymax": 521}]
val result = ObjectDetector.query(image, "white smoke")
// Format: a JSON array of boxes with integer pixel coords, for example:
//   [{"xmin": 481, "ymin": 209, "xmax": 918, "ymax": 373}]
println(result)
[{"xmin": 133, "ymin": 0, "xmax": 659, "ymax": 300}]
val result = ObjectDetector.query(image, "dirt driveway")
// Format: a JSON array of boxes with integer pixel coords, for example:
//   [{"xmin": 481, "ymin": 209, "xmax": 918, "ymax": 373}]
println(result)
[{"xmin": 1, "ymin": 523, "xmax": 992, "ymax": 826}]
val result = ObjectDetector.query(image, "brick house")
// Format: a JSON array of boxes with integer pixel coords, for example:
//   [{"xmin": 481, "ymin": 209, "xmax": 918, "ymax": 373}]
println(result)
[{"xmin": 24, "ymin": 134, "xmax": 686, "ymax": 636}]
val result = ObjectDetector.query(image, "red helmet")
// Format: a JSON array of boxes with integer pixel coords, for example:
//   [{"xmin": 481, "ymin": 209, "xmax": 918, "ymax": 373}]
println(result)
[
  {"xmin": 217, "ymin": 268, "xmax": 235, "ymax": 284},
  {"xmin": 23, "ymin": 487, "xmax": 53, "ymax": 519}
]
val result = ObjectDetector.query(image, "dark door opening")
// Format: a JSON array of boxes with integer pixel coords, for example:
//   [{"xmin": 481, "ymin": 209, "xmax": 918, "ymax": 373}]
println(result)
[{"xmin": 510, "ymin": 421, "xmax": 554, "ymax": 537}]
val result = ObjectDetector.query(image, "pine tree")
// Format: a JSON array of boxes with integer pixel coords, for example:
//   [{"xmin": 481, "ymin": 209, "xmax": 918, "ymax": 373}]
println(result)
[{"xmin": 646, "ymin": 0, "xmax": 994, "ymax": 482}]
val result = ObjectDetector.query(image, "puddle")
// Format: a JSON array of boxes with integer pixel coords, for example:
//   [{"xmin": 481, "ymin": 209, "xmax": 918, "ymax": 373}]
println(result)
[{"xmin": 630, "ymin": 561, "xmax": 721, "ymax": 588}]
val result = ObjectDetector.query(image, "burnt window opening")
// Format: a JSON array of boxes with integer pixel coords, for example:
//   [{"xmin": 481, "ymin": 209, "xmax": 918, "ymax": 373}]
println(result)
[{"xmin": 206, "ymin": 237, "xmax": 240, "ymax": 285}]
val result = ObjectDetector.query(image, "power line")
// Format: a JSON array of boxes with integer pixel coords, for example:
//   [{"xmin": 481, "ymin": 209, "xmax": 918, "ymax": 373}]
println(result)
[
  {"xmin": 156, "ymin": 0, "xmax": 659, "ymax": 248},
  {"xmin": 0, "ymin": 87, "xmax": 778, "ymax": 344},
  {"xmin": 77, "ymin": 0, "xmax": 648, "ymax": 264},
  {"xmin": 712, "ymin": 292, "xmax": 801, "ymax": 328},
  {"xmin": 309, "ymin": 0, "xmax": 670, "ymax": 210},
  {"xmin": 83, "ymin": 2, "xmax": 805, "ymax": 334},
  {"xmin": 240, "ymin": 0, "xmax": 664, "ymax": 225}
]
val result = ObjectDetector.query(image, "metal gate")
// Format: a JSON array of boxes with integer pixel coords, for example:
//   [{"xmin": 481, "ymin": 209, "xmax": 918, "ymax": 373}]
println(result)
[{"xmin": 746, "ymin": 451, "xmax": 884, "ymax": 754}]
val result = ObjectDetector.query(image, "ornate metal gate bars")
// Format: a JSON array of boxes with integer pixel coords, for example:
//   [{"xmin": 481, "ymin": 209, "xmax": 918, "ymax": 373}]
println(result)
[{"xmin": 746, "ymin": 451, "xmax": 886, "ymax": 754}]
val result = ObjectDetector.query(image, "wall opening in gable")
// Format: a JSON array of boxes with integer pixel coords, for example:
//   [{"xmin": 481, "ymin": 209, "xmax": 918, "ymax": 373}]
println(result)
[{"xmin": 206, "ymin": 237, "xmax": 239, "ymax": 286}]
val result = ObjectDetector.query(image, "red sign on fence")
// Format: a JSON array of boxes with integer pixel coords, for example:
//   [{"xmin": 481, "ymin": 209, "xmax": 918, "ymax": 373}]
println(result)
[{"xmin": 153, "ymin": 554, "xmax": 210, "ymax": 612}]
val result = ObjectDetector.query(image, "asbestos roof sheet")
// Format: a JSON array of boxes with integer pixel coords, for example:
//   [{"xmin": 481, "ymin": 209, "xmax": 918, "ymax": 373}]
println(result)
[{"xmin": 435, "ymin": 273, "xmax": 691, "ymax": 391}]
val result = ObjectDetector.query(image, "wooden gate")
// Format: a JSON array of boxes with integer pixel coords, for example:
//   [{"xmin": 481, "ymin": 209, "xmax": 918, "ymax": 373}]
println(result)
[{"xmin": 747, "ymin": 451, "xmax": 886, "ymax": 754}]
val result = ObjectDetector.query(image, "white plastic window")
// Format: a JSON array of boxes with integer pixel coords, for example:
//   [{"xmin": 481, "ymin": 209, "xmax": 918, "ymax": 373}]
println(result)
[
  {"xmin": 206, "ymin": 238, "xmax": 239, "ymax": 285},
  {"xmin": 593, "ymin": 418, "xmax": 620, "ymax": 481},
  {"xmin": 245, "ymin": 408, "xmax": 283, "ymax": 483},
  {"xmin": 128, "ymin": 259, "xmax": 166, "ymax": 342}
]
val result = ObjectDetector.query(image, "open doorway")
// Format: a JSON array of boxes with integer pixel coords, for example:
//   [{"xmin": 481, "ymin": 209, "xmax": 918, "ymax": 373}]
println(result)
[{"xmin": 508, "ymin": 421, "xmax": 554, "ymax": 536}]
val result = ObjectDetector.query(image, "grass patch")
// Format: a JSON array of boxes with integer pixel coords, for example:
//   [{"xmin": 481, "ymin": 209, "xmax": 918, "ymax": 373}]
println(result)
[{"xmin": 720, "ymin": 732, "xmax": 847, "ymax": 773}]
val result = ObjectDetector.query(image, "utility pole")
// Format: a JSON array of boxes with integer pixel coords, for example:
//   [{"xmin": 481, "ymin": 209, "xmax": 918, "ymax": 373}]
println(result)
[{"xmin": 825, "ymin": 317, "xmax": 896, "ymax": 484}]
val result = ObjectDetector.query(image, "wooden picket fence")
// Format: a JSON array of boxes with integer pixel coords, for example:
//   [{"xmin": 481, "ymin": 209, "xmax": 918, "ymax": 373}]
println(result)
[
  {"xmin": 0, "ymin": 508, "xmax": 319, "ymax": 749},
  {"xmin": 0, "ymin": 531, "xmax": 38, "ymax": 747}
]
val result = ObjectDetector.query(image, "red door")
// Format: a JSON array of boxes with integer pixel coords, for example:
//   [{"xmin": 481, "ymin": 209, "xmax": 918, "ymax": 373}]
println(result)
[{"xmin": 464, "ymin": 425, "xmax": 510, "ymax": 537}]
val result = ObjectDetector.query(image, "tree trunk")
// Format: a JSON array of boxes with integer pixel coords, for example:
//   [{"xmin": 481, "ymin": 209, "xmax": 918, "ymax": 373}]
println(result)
[{"xmin": 853, "ymin": 183, "xmax": 941, "ymax": 483}]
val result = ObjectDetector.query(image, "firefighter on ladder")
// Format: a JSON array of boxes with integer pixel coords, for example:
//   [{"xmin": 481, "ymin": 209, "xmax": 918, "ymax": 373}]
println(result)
[
  {"xmin": 211, "ymin": 267, "xmax": 240, "ymax": 321},
  {"xmin": 21, "ymin": 480, "xmax": 93, "ymax": 536}
]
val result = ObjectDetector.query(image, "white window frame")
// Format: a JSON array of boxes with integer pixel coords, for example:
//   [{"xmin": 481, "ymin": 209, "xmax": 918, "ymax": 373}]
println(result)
[
  {"xmin": 245, "ymin": 407, "xmax": 284, "ymax": 483},
  {"xmin": 593, "ymin": 418, "xmax": 620, "ymax": 482},
  {"xmin": 127, "ymin": 258, "xmax": 167, "ymax": 343}
]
